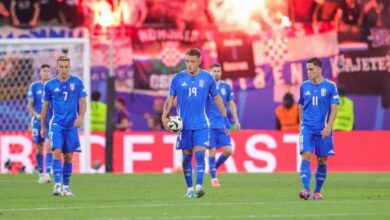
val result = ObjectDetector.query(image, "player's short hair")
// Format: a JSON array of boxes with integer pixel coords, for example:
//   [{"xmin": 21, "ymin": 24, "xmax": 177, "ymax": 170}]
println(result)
[
  {"xmin": 185, "ymin": 48, "xmax": 201, "ymax": 58},
  {"xmin": 57, "ymin": 55, "xmax": 70, "ymax": 64},
  {"xmin": 307, "ymin": 57, "xmax": 322, "ymax": 68},
  {"xmin": 40, "ymin": 64, "xmax": 50, "ymax": 69},
  {"xmin": 210, "ymin": 63, "xmax": 222, "ymax": 69},
  {"xmin": 116, "ymin": 97, "xmax": 125, "ymax": 106},
  {"xmin": 92, "ymin": 91, "xmax": 101, "ymax": 101}
]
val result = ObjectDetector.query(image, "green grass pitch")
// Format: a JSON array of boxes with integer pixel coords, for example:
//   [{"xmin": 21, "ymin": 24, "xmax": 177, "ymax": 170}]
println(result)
[{"xmin": 1, "ymin": 173, "xmax": 389, "ymax": 219}]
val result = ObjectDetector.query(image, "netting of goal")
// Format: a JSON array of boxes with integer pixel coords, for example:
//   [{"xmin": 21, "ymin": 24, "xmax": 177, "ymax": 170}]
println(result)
[{"xmin": 0, "ymin": 38, "xmax": 91, "ymax": 173}]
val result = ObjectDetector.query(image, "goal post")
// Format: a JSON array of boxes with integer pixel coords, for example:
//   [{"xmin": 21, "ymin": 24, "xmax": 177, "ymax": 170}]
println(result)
[{"xmin": 0, "ymin": 38, "xmax": 91, "ymax": 173}]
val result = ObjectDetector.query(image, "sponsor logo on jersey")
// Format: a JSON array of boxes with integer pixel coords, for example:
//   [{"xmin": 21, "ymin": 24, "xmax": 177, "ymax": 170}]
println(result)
[
  {"xmin": 54, "ymin": 88, "xmax": 60, "ymax": 92},
  {"xmin": 37, "ymin": 90, "xmax": 42, "ymax": 94},
  {"xmin": 181, "ymin": 82, "xmax": 187, "ymax": 87},
  {"xmin": 305, "ymin": 91, "xmax": 311, "ymax": 96}
]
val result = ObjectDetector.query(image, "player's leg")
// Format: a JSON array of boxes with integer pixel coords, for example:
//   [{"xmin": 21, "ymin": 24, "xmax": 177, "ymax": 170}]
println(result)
[
  {"xmin": 32, "ymin": 120, "xmax": 45, "ymax": 183},
  {"xmin": 313, "ymin": 134, "xmax": 334, "ymax": 200},
  {"xmin": 61, "ymin": 127, "xmax": 82, "ymax": 196},
  {"xmin": 177, "ymin": 130, "xmax": 195, "ymax": 198},
  {"xmin": 215, "ymin": 129, "xmax": 232, "ymax": 169},
  {"xmin": 208, "ymin": 147, "xmax": 219, "ymax": 187},
  {"xmin": 50, "ymin": 124, "xmax": 64, "ymax": 195},
  {"xmin": 44, "ymin": 129, "xmax": 53, "ymax": 181},
  {"xmin": 193, "ymin": 128, "xmax": 209, "ymax": 198},
  {"xmin": 298, "ymin": 130, "xmax": 314, "ymax": 200}
]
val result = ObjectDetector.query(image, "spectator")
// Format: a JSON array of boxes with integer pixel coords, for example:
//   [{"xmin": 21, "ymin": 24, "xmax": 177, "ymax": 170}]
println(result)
[
  {"xmin": 0, "ymin": 0, "xmax": 11, "ymax": 25},
  {"xmin": 58, "ymin": 0, "xmax": 83, "ymax": 27},
  {"xmin": 39, "ymin": 0, "xmax": 59, "ymax": 25},
  {"xmin": 275, "ymin": 93, "xmax": 300, "ymax": 131},
  {"xmin": 114, "ymin": 97, "xmax": 132, "ymax": 131},
  {"xmin": 334, "ymin": 0, "xmax": 361, "ymax": 33},
  {"xmin": 359, "ymin": 0, "xmax": 383, "ymax": 36},
  {"xmin": 90, "ymin": 91, "xmax": 107, "ymax": 132},
  {"xmin": 115, "ymin": 0, "xmax": 148, "ymax": 27},
  {"xmin": 333, "ymin": 85, "xmax": 354, "ymax": 131},
  {"xmin": 313, "ymin": 0, "xmax": 340, "ymax": 25},
  {"xmin": 144, "ymin": 98, "xmax": 164, "ymax": 131},
  {"xmin": 289, "ymin": 0, "xmax": 316, "ymax": 23},
  {"xmin": 10, "ymin": 0, "xmax": 40, "ymax": 28}
]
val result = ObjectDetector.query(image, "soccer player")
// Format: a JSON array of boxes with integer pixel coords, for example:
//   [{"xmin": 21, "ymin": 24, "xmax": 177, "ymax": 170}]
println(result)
[
  {"xmin": 298, "ymin": 57, "xmax": 339, "ymax": 200},
  {"xmin": 207, "ymin": 63, "xmax": 240, "ymax": 187},
  {"xmin": 162, "ymin": 48, "xmax": 230, "ymax": 198},
  {"xmin": 27, "ymin": 64, "xmax": 53, "ymax": 183},
  {"xmin": 41, "ymin": 56, "xmax": 87, "ymax": 196}
]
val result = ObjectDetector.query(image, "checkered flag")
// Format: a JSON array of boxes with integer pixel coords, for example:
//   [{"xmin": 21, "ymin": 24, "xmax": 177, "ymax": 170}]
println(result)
[
  {"xmin": 157, "ymin": 42, "xmax": 183, "ymax": 68},
  {"xmin": 263, "ymin": 37, "xmax": 288, "ymax": 67}
]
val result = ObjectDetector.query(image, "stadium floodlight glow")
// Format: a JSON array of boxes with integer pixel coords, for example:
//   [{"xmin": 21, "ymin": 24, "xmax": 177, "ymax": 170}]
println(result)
[{"xmin": 0, "ymin": 38, "xmax": 92, "ymax": 173}]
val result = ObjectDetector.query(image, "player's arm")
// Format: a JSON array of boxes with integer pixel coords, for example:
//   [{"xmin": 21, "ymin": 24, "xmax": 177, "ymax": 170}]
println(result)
[
  {"xmin": 228, "ymin": 100, "xmax": 240, "ymax": 130},
  {"xmin": 40, "ymin": 101, "xmax": 49, "ymax": 138},
  {"xmin": 161, "ymin": 95, "xmax": 175, "ymax": 131},
  {"xmin": 298, "ymin": 104, "xmax": 303, "ymax": 126},
  {"xmin": 27, "ymin": 99, "xmax": 41, "ymax": 119},
  {"xmin": 322, "ymin": 104, "xmax": 338, "ymax": 138},
  {"xmin": 74, "ymin": 97, "xmax": 87, "ymax": 128},
  {"xmin": 214, "ymin": 95, "xmax": 231, "ymax": 129}
]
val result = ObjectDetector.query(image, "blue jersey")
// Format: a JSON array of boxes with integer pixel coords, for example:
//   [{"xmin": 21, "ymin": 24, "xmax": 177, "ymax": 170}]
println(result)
[
  {"xmin": 44, "ymin": 76, "xmax": 87, "ymax": 128},
  {"xmin": 169, "ymin": 69, "xmax": 218, "ymax": 130},
  {"xmin": 299, "ymin": 79, "xmax": 340, "ymax": 135},
  {"xmin": 27, "ymin": 81, "xmax": 52, "ymax": 125},
  {"xmin": 207, "ymin": 80, "xmax": 234, "ymax": 129}
]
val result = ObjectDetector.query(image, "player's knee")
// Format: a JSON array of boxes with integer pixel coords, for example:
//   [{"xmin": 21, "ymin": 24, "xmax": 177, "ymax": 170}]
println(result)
[
  {"xmin": 317, "ymin": 157, "xmax": 327, "ymax": 165},
  {"xmin": 209, "ymin": 148, "xmax": 216, "ymax": 156},
  {"xmin": 194, "ymin": 150, "xmax": 205, "ymax": 161},
  {"xmin": 224, "ymin": 147, "xmax": 232, "ymax": 156},
  {"xmin": 63, "ymin": 154, "xmax": 73, "ymax": 163}
]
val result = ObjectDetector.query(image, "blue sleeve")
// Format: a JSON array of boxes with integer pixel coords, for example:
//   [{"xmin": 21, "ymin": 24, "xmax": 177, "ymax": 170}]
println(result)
[
  {"xmin": 168, "ymin": 75, "xmax": 177, "ymax": 96},
  {"xmin": 330, "ymin": 83, "xmax": 340, "ymax": 105},
  {"xmin": 298, "ymin": 84, "xmax": 304, "ymax": 105},
  {"xmin": 27, "ymin": 84, "xmax": 34, "ymax": 100},
  {"xmin": 227, "ymin": 84, "xmax": 234, "ymax": 102},
  {"xmin": 209, "ymin": 76, "xmax": 218, "ymax": 97},
  {"xmin": 79, "ymin": 80, "xmax": 87, "ymax": 98},
  {"xmin": 44, "ymin": 83, "xmax": 51, "ymax": 102}
]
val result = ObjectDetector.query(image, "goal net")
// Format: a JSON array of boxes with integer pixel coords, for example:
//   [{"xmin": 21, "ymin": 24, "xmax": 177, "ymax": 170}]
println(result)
[{"xmin": 0, "ymin": 38, "xmax": 91, "ymax": 173}]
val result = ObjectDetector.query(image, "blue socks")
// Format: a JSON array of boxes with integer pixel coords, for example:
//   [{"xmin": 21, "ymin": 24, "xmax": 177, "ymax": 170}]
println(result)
[
  {"xmin": 62, "ymin": 162, "xmax": 73, "ymax": 186},
  {"xmin": 45, "ymin": 152, "xmax": 53, "ymax": 174},
  {"xmin": 209, "ymin": 156, "xmax": 216, "ymax": 179},
  {"xmin": 182, "ymin": 154, "xmax": 193, "ymax": 188},
  {"xmin": 52, "ymin": 159, "xmax": 62, "ymax": 184},
  {"xmin": 216, "ymin": 154, "xmax": 229, "ymax": 169},
  {"xmin": 36, "ymin": 153, "xmax": 43, "ymax": 174},
  {"xmin": 300, "ymin": 160, "xmax": 311, "ymax": 191},
  {"xmin": 195, "ymin": 151, "xmax": 205, "ymax": 185},
  {"xmin": 315, "ymin": 164, "xmax": 327, "ymax": 193}
]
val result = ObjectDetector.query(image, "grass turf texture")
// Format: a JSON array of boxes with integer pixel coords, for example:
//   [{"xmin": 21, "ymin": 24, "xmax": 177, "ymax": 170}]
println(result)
[{"xmin": 0, "ymin": 173, "xmax": 389, "ymax": 219}]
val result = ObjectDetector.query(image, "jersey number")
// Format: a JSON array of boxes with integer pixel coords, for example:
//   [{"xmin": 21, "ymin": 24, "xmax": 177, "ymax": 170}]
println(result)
[
  {"xmin": 63, "ymin": 91, "xmax": 68, "ymax": 101},
  {"xmin": 312, "ymin": 96, "xmax": 319, "ymax": 106},
  {"xmin": 189, "ymin": 87, "xmax": 197, "ymax": 97}
]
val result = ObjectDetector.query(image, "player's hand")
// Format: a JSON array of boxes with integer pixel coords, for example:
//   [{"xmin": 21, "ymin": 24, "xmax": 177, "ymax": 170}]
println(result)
[
  {"xmin": 35, "ymin": 114, "xmax": 41, "ymax": 120},
  {"xmin": 224, "ymin": 117, "xmax": 231, "ymax": 130},
  {"xmin": 322, "ymin": 126, "xmax": 332, "ymax": 138},
  {"xmin": 40, "ymin": 127, "xmax": 46, "ymax": 138},
  {"xmin": 74, "ymin": 117, "xmax": 83, "ymax": 128},
  {"xmin": 161, "ymin": 117, "xmax": 171, "ymax": 132},
  {"xmin": 235, "ymin": 121, "xmax": 241, "ymax": 131}
]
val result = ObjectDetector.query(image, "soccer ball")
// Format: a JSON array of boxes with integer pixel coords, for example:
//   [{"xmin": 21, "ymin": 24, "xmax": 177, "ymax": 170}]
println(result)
[{"xmin": 168, "ymin": 116, "xmax": 183, "ymax": 132}]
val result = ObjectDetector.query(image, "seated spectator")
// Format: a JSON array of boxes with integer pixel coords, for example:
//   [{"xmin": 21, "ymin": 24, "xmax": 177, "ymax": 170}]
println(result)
[
  {"xmin": 115, "ymin": 97, "xmax": 132, "ymax": 131},
  {"xmin": 333, "ymin": 85, "xmax": 354, "ymax": 131},
  {"xmin": 313, "ymin": 0, "xmax": 340, "ymax": 25},
  {"xmin": 0, "ymin": 0, "xmax": 11, "ymax": 25},
  {"xmin": 275, "ymin": 93, "xmax": 300, "ymax": 131},
  {"xmin": 10, "ymin": 0, "xmax": 40, "ymax": 28}
]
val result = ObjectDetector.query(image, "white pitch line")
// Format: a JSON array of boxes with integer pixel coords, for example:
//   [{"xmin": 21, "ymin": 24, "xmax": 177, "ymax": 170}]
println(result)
[{"xmin": 1, "ymin": 199, "xmax": 389, "ymax": 213}]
